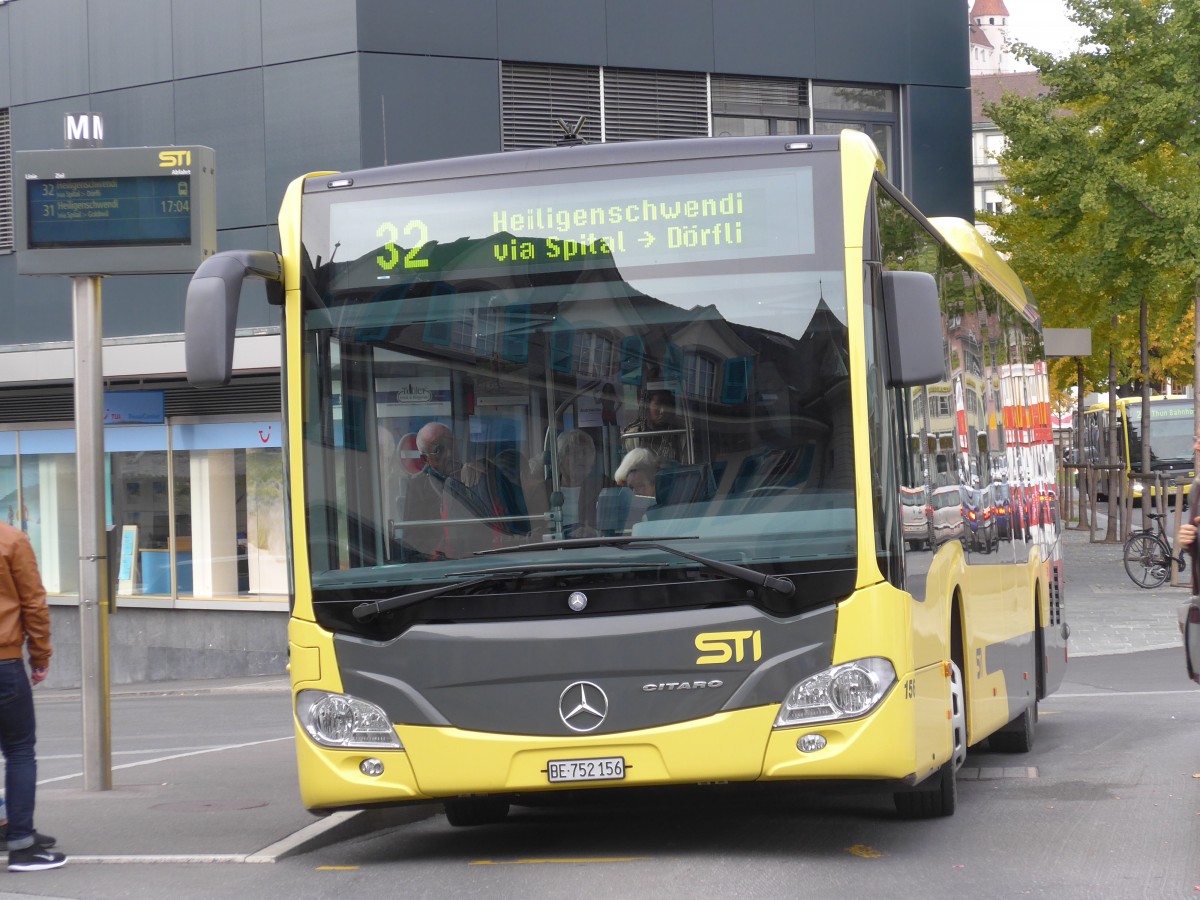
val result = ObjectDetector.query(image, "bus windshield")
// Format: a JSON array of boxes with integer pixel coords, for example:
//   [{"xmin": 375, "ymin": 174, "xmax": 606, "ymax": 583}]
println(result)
[
  {"xmin": 1128, "ymin": 399, "xmax": 1194, "ymax": 466},
  {"xmin": 298, "ymin": 151, "xmax": 854, "ymax": 615}
]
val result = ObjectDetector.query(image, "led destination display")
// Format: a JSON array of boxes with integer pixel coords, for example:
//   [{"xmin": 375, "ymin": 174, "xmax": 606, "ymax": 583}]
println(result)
[{"xmin": 326, "ymin": 166, "xmax": 816, "ymax": 288}]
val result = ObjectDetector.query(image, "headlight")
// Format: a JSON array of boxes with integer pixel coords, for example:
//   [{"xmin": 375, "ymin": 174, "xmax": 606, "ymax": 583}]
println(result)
[
  {"xmin": 296, "ymin": 690, "xmax": 403, "ymax": 749},
  {"xmin": 774, "ymin": 658, "xmax": 896, "ymax": 728}
]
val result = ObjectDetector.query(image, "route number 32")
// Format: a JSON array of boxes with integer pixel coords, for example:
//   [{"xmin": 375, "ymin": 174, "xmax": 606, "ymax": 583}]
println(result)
[{"xmin": 377, "ymin": 220, "xmax": 430, "ymax": 271}]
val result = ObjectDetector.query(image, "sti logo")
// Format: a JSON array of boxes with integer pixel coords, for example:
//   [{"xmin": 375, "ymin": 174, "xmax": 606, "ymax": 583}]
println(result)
[
  {"xmin": 159, "ymin": 150, "xmax": 192, "ymax": 168},
  {"xmin": 694, "ymin": 630, "xmax": 762, "ymax": 665}
]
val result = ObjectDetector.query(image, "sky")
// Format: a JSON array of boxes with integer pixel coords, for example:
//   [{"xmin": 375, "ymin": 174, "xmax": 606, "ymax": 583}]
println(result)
[{"xmin": 993, "ymin": 0, "xmax": 1089, "ymax": 63}]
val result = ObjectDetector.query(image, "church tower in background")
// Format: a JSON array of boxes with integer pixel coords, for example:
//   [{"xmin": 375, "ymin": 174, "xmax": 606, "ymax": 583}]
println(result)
[{"xmin": 969, "ymin": 0, "xmax": 1014, "ymax": 74}]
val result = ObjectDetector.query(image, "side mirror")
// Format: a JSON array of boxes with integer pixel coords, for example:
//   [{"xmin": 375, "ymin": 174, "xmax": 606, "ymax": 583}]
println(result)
[
  {"xmin": 184, "ymin": 251, "xmax": 283, "ymax": 388},
  {"xmin": 882, "ymin": 270, "xmax": 945, "ymax": 387}
]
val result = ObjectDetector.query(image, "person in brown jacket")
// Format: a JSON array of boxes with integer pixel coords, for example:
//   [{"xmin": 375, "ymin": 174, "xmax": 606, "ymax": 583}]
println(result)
[{"xmin": 0, "ymin": 523, "xmax": 65, "ymax": 871}]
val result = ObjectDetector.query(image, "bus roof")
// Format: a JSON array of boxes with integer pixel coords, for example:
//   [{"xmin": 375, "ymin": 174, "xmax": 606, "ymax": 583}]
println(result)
[{"xmin": 927, "ymin": 217, "xmax": 1039, "ymax": 327}]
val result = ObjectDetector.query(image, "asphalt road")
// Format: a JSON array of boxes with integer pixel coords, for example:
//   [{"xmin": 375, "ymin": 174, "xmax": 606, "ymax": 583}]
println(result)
[{"xmin": 2, "ymin": 647, "xmax": 1194, "ymax": 900}]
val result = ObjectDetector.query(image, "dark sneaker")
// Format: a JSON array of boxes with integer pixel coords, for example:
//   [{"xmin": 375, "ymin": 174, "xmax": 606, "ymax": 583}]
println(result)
[
  {"xmin": 8, "ymin": 846, "xmax": 66, "ymax": 872},
  {"xmin": 0, "ymin": 827, "xmax": 56, "ymax": 848}
]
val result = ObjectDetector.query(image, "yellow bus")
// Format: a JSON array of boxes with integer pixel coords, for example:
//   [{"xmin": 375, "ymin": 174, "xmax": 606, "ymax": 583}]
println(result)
[
  {"xmin": 1079, "ymin": 396, "xmax": 1194, "ymax": 502},
  {"xmin": 185, "ymin": 132, "xmax": 1066, "ymax": 823}
]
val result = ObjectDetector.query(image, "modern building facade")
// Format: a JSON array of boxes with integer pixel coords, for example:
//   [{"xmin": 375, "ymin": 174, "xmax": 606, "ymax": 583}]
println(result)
[{"xmin": 0, "ymin": 0, "xmax": 974, "ymax": 685}]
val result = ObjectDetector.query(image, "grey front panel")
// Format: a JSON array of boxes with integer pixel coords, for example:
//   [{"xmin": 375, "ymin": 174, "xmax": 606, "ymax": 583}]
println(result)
[
  {"xmin": 357, "ymin": 0, "xmax": 499, "ymax": 58},
  {"xmin": 358, "ymin": 55, "xmax": 502, "ymax": 169},
  {"xmin": 176, "ymin": 71, "xmax": 270, "ymax": 230},
  {"xmin": 0, "ymin": 257, "xmax": 72, "ymax": 344},
  {"xmin": 605, "ymin": 0, "xmax": 716, "ymax": 73},
  {"xmin": 905, "ymin": 84, "xmax": 973, "ymax": 220},
  {"xmin": 497, "ymin": 0, "xmax": 608, "ymax": 66},
  {"xmin": 86, "ymin": 83, "xmax": 175, "ymax": 148},
  {"xmin": 88, "ymin": 0, "xmax": 173, "ymax": 94},
  {"xmin": 713, "ymin": 0, "xmax": 816, "ymax": 79},
  {"xmin": 7, "ymin": 0, "xmax": 89, "ymax": 105},
  {"xmin": 263, "ymin": 55, "xmax": 362, "ymax": 219},
  {"xmin": 0, "ymin": 8, "xmax": 11, "ymax": 108},
  {"xmin": 337, "ymin": 605, "xmax": 836, "ymax": 736},
  {"xmin": 811, "ymin": 0, "xmax": 911, "ymax": 83},
  {"xmin": 905, "ymin": 0, "xmax": 971, "ymax": 88},
  {"xmin": 171, "ymin": 0, "xmax": 265, "ymax": 80},
  {"xmin": 261, "ymin": 0, "xmax": 358, "ymax": 65}
]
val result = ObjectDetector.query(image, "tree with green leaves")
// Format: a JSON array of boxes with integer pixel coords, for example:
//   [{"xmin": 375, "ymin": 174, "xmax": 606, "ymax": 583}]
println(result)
[{"xmin": 982, "ymin": 0, "xmax": 1200, "ymax": 537}]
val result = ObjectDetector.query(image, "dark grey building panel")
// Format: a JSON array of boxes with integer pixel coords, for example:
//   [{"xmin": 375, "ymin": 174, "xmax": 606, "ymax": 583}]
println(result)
[
  {"xmin": 0, "ymin": 256, "xmax": 72, "ymax": 344},
  {"xmin": 263, "ymin": 55, "xmax": 362, "ymax": 217},
  {"xmin": 261, "ymin": 0, "xmax": 358, "ymax": 65},
  {"xmin": 811, "ymin": 0, "xmax": 911, "ymax": 83},
  {"xmin": 359, "ymin": 55, "xmax": 502, "ymax": 169},
  {"xmin": 10, "ymin": 97, "xmax": 93, "ymax": 152},
  {"xmin": 358, "ymin": 0, "xmax": 499, "ymax": 59},
  {"xmin": 99, "ymin": 273, "xmax": 193, "ymax": 337},
  {"xmin": 905, "ymin": 84, "xmax": 972, "ymax": 220},
  {"xmin": 87, "ymin": 0, "xmax": 173, "ymax": 94},
  {"xmin": 0, "ymin": 8, "xmax": 11, "ymax": 108},
  {"xmin": 497, "ymin": 0, "xmax": 607, "ymax": 66},
  {"xmin": 175, "ymin": 70, "xmax": 270, "ymax": 230},
  {"xmin": 7, "ymin": 0, "xmax": 90, "ymax": 105},
  {"xmin": 605, "ymin": 0, "xmax": 715, "ymax": 73},
  {"xmin": 171, "ymin": 0, "xmax": 264, "ymax": 80},
  {"xmin": 713, "ymin": 0, "xmax": 816, "ymax": 78},
  {"xmin": 906, "ymin": 0, "xmax": 970, "ymax": 88},
  {"xmin": 89, "ymin": 83, "xmax": 176, "ymax": 148}
]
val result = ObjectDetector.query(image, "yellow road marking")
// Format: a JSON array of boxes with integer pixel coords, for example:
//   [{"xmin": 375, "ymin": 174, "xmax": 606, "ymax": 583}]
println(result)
[
  {"xmin": 847, "ymin": 844, "xmax": 883, "ymax": 859},
  {"xmin": 316, "ymin": 866, "xmax": 361, "ymax": 871}
]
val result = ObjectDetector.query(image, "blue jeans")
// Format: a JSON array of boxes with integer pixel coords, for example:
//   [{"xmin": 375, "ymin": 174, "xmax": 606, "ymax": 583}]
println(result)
[{"xmin": 0, "ymin": 659, "xmax": 36, "ymax": 850}]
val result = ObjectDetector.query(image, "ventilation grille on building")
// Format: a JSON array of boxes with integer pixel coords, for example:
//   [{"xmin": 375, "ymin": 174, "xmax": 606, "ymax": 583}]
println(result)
[
  {"xmin": 603, "ymin": 68, "xmax": 709, "ymax": 142},
  {"xmin": 501, "ymin": 63, "xmax": 602, "ymax": 151},
  {"xmin": 0, "ymin": 377, "xmax": 281, "ymax": 425},
  {"xmin": 711, "ymin": 74, "xmax": 807, "ymax": 108},
  {"xmin": 0, "ymin": 109, "xmax": 12, "ymax": 251}
]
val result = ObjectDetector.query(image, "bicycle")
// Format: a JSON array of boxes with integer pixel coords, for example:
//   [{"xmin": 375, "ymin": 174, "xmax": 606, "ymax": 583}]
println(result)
[{"xmin": 1122, "ymin": 511, "xmax": 1187, "ymax": 589}]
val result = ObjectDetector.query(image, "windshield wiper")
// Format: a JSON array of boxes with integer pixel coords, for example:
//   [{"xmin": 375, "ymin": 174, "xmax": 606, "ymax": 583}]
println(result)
[
  {"xmin": 350, "ymin": 561, "xmax": 663, "ymax": 620},
  {"xmin": 476, "ymin": 535, "xmax": 796, "ymax": 597}
]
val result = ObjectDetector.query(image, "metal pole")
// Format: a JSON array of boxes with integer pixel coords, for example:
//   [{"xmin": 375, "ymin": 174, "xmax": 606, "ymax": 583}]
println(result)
[{"xmin": 73, "ymin": 274, "xmax": 111, "ymax": 791}]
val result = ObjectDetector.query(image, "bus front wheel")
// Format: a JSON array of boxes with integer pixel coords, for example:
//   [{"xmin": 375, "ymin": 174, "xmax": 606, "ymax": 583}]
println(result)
[
  {"xmin": 444, "ymin": 796, "xmax": 511, "ymax": 827},
  {"xmin": 893, "ymin": 760, "xmax": 956, "ymax": 819}
]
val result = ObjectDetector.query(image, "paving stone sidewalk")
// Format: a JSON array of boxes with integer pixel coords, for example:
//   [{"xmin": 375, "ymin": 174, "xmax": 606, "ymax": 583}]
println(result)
[{"xmin": 1060, "ymin": 523, "xmax": 1187, "ymax": 657}]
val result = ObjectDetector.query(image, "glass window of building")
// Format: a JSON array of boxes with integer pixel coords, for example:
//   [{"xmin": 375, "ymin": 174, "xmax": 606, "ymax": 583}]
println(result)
[
  {"xmin": 711, "ymin": 75, "xmax": 808, "ymax": 137},
  {"xmin": 812, "ymin": 83, "xmax": 897, "ymax": 175}
]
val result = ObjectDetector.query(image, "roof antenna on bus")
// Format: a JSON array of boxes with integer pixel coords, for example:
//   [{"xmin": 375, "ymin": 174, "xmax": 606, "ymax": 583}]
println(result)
[
  {"xmin": 555, "ymin": 116, "xmax": 589, "ymax": 146},
  {"xmin": 381, "ymin": 96, "xmax": 388, "ymax": 165}
]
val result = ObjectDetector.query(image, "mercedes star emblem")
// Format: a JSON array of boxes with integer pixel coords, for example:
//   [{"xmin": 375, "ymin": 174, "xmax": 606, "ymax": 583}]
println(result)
[{"xmin": 558, "ymin": 681, "xmax": 609, "ymax": 732}]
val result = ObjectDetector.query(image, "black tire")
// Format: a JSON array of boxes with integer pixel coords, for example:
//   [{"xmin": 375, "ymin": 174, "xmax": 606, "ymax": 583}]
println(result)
[
  {"xmin": 444, "ymin": 797, "xmax": 510, "ymax": 827},
  {"xmin": 894, "ymin": 760, "xmax": 957, "ymax": 819},
  {"xmin": 1123, "ymin": 534, "xmax": 1170, "ymax": 588},
  {"xmin": 988, "ymin": 702, "xmax": 1035, "ymax": 753}
]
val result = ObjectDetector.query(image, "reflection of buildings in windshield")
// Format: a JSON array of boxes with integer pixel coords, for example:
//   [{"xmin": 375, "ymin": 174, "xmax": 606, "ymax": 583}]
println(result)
[{"xmin": 313, "ymin": 232, "xmax": 853, "ymax": 562}]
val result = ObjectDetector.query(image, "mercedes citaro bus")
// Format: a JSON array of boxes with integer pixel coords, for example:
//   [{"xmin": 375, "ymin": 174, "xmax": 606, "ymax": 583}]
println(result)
[{"xmin": 185, "ymin": 132, "xmax": 1066, "ymax": 823}]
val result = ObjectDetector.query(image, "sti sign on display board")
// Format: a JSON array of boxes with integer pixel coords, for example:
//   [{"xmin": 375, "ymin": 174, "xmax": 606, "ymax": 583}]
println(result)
[{"xmin": 14, "ymin": 146, "xmax": 216, "ymax": 275}]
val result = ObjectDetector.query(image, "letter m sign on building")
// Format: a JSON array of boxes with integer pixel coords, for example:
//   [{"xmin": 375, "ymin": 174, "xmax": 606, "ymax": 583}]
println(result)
[{"xmin": 65, "ymin": 113, "xmax": 104, "ymax": 148}]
